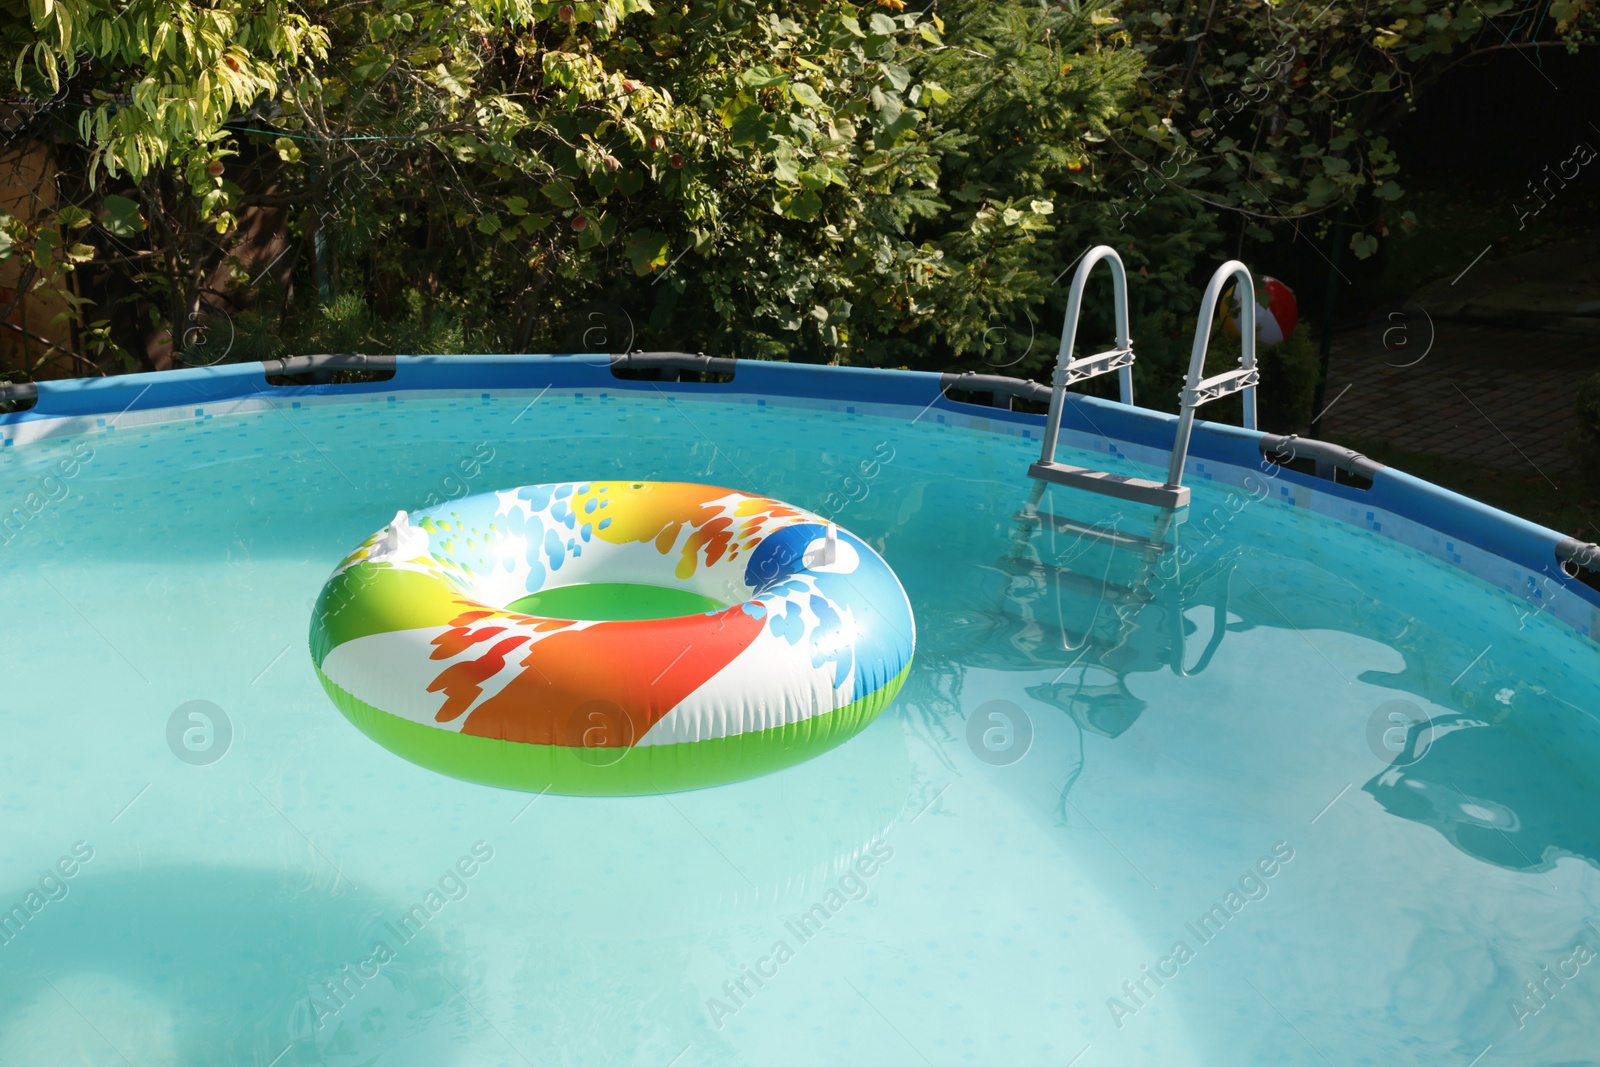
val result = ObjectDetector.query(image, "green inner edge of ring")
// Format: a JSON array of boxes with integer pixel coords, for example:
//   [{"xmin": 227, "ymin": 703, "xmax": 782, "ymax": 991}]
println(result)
[{"xmin": 504, "ymin": 582, "xmax": 729, "ymax": 622}]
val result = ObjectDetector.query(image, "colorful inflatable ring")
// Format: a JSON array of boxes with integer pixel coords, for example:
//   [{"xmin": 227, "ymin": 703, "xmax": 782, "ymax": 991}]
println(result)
[{"xmin": 309, "ymin": 481, "xmax": 916, "ymax": 795}]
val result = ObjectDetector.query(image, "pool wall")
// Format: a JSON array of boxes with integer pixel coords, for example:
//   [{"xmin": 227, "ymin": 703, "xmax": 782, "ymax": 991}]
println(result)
[{"xmin": 3, "ymin": 353, "xmax": 1597, "ymax": 639}]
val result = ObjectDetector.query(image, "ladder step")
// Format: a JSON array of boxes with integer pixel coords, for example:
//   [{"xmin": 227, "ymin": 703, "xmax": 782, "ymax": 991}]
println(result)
[
  {"xmin": 1033, "ymin": 510, "xmax": 1178, "ymax": 551},
  {"xmin": 1028, "ymin": 461, "xmax": 1191, "ymax": 509},
  {"xmin": 995, "ymin": 553, "xmax": 1151, "ymax": 598}
]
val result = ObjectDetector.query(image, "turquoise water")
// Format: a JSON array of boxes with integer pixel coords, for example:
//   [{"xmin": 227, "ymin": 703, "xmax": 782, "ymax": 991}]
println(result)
[{"xmin": 2, "ymin": 388, "xmax": 1598, "ymax": 1066}]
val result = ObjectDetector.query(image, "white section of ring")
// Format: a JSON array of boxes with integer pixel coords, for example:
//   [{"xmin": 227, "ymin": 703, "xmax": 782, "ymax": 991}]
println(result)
[
  {"xmin": 319, "ymin": 618, "xmax": 593, "ymax": 730},
  {"xmin": 635, "ymin": 622, "xmax": 851, "ymax": 746}
]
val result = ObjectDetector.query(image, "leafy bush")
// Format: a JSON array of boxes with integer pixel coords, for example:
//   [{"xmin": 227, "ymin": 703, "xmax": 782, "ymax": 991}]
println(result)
[
  {"xmin": 2, "ymin": 0, "xmax": 1149, "ymax": 372},
  {"xmin": 1112, "ymin": 0, "xmax": 1600, "ymax": 260},
  {"xmin": 1255, "ymin": 323, "xmax": 1319, "ymax": 434},
  {"xmin": 5, "ymin": 0, "xmax": 1598, "ymax": 389}
]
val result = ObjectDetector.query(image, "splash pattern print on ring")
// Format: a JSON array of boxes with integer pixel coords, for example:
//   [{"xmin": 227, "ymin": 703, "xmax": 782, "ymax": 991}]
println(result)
[{"xmin": 309, "ymin": 481, "xmax": 917, "ymax": 795}]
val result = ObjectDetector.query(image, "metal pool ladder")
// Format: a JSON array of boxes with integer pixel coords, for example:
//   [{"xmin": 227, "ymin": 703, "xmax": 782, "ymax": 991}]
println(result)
[{"xmin": 1029, "ymin": 247, "xmax": 1261, "ymax": 510}]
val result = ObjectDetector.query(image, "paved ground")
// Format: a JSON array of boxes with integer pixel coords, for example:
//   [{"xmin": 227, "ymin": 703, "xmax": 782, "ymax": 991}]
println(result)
[
  {"xmin": 1318, "ymin": 239, "xmax": 1600, "ymax": 479},
  {"xmin": 1412, "ymin": 239, "xmax": 1600, "ymax": 322},
  {"xmin": 1320, "ymin": 320, "xmax": 1599, "ymax": 477}
]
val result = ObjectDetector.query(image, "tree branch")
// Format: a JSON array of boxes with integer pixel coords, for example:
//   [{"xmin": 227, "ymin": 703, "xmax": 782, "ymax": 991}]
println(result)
[{"xmin": 0, "ymin": 319, "xmax": 97, "ymax": 371}]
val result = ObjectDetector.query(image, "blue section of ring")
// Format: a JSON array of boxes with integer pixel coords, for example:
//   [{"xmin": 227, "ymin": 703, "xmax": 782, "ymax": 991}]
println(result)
[{"xmin": 4, "ymin": 353, "xmax": 1596, "ymax": 620}]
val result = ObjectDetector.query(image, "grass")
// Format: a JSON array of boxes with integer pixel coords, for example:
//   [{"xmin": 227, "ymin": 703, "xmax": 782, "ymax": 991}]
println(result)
[{"xmin": 1342, "ymin": 435, "xmax": 1600, "ymax": 545}]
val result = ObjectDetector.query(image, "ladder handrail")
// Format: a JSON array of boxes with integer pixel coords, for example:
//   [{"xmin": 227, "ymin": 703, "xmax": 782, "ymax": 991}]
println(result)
[
  {"xmin": 1037, "ymin": 245, "xmax": 1135, "ymax": 468},
  {"xmin": 1164, "ymin": 260, "xmax": 1260, "ymax": 490}
]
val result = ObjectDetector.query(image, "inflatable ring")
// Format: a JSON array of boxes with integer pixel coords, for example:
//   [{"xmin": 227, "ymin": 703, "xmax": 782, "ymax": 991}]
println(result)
[{"xmin": 309, "ymin": 481, "xmax": 916, "ymax": 795}]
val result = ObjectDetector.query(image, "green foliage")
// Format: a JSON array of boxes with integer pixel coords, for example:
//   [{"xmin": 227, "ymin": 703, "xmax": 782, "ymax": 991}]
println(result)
[
  {"xmin": 4, "ymin": 0, "xmax": 1598, "ymax": 391},
  {"xmin": 1112, "ymin": 0, "xmax": 1600, "ymax": 258},
  {"xmin": 1, "ymin": 0, "xmax": 1153, "ymax": 374},
  {"xmin": 11, "ymin": 0, "xmax": 327, "ymax": 188},
  {"xmin": 1255, "ymin": 323, "xmax": 1319, "ymax": 434},
  {"xmin": 97, "ymin": 194, "xmax": 147, "ymax": 236},
  {"xmin": 232, "ymin": 288, "xmax": 473, "ymax": 363}
]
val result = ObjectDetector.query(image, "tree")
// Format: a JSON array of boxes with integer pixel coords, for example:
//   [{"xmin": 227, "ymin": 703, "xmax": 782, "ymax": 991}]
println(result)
[
  {"xmin": 11, "ymin": 1, "xmax": 1590, "ymax": 387},
  {"xmin": 2, "ymin": 0, "xmax": 1145, "ymax": 376},
  {"xmin": 1110, "ymin": 0, "xmax": 1600, "ymax": 260},
  {"xmin": 2, "ymin": 0, "xmax": 328, "ymax": 367}
]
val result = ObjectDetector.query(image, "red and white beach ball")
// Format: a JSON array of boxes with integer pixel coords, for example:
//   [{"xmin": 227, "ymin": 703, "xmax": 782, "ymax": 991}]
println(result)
[{"xmin": 1222, "ymin": 276, "xmax": 1299, "ymax": 346}]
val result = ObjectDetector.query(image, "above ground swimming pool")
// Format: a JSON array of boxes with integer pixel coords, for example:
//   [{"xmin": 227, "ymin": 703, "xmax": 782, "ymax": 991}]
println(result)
[{"xmin": 1, "ymin": 353, "xmax": 1598, "ymax": 1066}]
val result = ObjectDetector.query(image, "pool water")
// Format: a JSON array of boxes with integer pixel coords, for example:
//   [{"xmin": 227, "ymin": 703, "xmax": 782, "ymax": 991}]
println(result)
[{"xmin": 2, "ymin": 388, "xmax": 1598, "ymax": 1066}]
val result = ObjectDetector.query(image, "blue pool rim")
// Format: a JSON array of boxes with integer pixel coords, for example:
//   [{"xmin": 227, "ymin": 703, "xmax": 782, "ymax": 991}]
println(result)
[{"xmin": 3, "ymin": 353, "xmax": 1597, "ymax": 638}]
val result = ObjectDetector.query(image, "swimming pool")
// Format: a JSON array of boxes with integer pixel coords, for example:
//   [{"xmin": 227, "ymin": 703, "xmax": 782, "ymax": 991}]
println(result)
[{"xmin": 2, "ymin": 354, "xmax": 1598, "ymax": 1066}]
